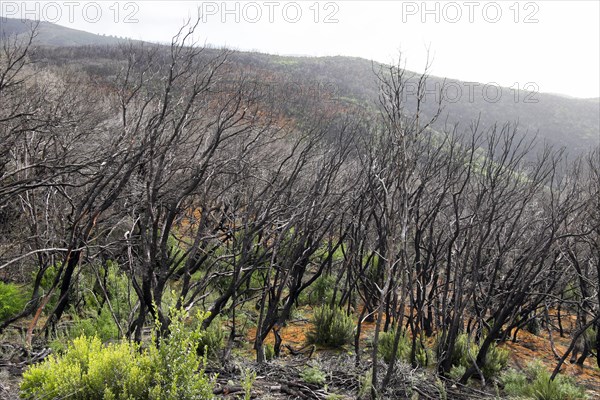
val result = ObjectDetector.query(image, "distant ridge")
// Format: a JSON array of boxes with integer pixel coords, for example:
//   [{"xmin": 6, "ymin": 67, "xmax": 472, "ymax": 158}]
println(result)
[
  {"xmin": 0, "ymin": 17, "xmax": 135, "ymax": 47},
  {"xmin": 2, "ymin": 18, "xmax": 599, "ymax": 154}
]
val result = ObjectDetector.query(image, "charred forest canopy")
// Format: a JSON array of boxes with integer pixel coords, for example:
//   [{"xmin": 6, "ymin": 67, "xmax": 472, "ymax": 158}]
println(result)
[{"xmin": 1, "ymin": 17, "xmax": 599, "ymax": 399}]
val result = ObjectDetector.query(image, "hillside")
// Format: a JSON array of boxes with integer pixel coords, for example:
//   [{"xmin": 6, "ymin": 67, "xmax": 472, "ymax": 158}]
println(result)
[
  {"xmin": 0, "ymin": 17, "xmax": 132, "ymax": 47},
  {"xmin": 227, "ymin": 52, "xmax": 600, "ymax": 154},
  {"xmin": 1, "ymin": 17, "xmax": 598, "ymax": 155},
  {"xmin": 1, "ymin": 17, "xmax": 600, "ymax": 400}
]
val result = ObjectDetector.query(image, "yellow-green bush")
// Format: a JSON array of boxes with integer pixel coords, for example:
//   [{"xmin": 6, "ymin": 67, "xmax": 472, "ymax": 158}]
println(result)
[
  {"xmin": 0, "ymin": 281, "xmax": 27, "ymax": 322},
  {"xmin": 149, "ymin": 307, "xmax": 216, "ymax": 399},
  {"xmin": 20, "ymin": 307, "xmax": 216, "ymax": 400},
  {"xmin": 21, "ymin": 336, "xmax": 153, "ymax": 399}
]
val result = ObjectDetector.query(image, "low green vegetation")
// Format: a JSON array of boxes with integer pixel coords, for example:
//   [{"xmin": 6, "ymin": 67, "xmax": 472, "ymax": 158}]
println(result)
[
  {"xmin": 378, "ymin": 329, "xmax": 432, "ymax": 367},
  {"xmin": 378, "ymin": 328, "xmax": 410, "ymax": 364},
  {"xmin": 300, "ymin": 364, "xmax": 327, "ymax": 386},
  {"xmin": 306, "ymin": 305, "xmax": 354, "ymax": 348},
  {"xmin": 449, "ymin": 333, "xmax": 509, "ymax": 380},
  {"xmin": 304, "ymin": 275, "xmax": 336, "ymax": 306},
  {"xmin": 20, "ymin": 307, "xmax": 216, "ymax": 400},
  {"xmin": 22, "ymin": 336, "xmax": 154, "ymax": 399},
  {"xmin": 501, "ymin": 362, "xmax": 587, "ymax": 400},
  {"xmin": 241, "ymin": 367, "xmax": 257, "ymax": 400},
  {"xmin": 72, "ymin": 306, "xmax": 120, "ymax": 340},
  {"xmin": 0, "ymin": 282, "xmax": 28, "ymax": 321},
  {"xmin": 196, "ymin": 317, "xmax": 224, "ymax": 360},
  {"xmin": 264, "ymin": 343, "xmax": 275, "ymax": 361}
]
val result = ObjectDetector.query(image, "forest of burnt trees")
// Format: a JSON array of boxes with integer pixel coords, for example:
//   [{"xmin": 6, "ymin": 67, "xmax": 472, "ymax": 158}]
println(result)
[{"xmin": 1, "ymin": 22, "xmax": 599, "ymax": 399}]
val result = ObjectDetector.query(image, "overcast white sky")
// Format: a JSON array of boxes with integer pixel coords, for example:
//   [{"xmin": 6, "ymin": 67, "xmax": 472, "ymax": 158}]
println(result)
[{"xmin": 2, "ymin": 1, "xmax": 599, "ymax": 98}]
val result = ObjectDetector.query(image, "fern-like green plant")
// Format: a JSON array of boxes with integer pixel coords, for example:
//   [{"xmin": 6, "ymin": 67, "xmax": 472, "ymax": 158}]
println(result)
[
  {"xmin": 241, "ymin": 368, "xmax": 257, "ymax": 400},
  {"xmin": 481, "ymin": 340, "xmax": 509, "ymax": 380}
]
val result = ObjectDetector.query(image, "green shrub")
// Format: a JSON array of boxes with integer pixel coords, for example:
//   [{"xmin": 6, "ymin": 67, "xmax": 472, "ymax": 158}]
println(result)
[
  {"xmin": 73, "ymin": 307, "xmax": 120, "ymax": 342},
  {"xmin": 450, "ymin": 333, "xmax": 508, "ymax": 380},
  {"xmin": 47, "ymin": 260, "xmax": 131, "ymax": 347},
  {"xmin": 300, "ymin": 365, "xmax": 327, "ymax": 386},
  {"xmin": 21, "ymin": 335, "xmax": 153, "ymax": 399},
  {"xmin": 264, "ymin": 343, "xmax": 275, "ymax": 361},
  {"xmin": 196, "ymin": 318, "xmax": 224, "ymax": 360},
  {"xmin": 38, "ymin": 264, "xmax": 59, "ymax": 291},
  {"xmin": 500, "ymin": 368, "xmax": 529, "ymax": 395},
  {"xmin": 378, "ymin": 329, "xmax": 410, "ymax": 363},
  {"xmin": 0, "ymin": 281, "xmax": 27, "ymax": 322},
  {"xmin": 379, "ymin": 329, "xmax": 432, "ymax": 366},
  {"xmin": 415, "ymin": 343, "xmax": 432, "ymax": 367},
  {"xmin": 306, "ymin": 275, "xmax": 336, "ymax": 306},
  {"xmin": 357, "ymin": 369, "xmax": 373, "ymax": 399},
  {"xmin": 241, "ymin": 368, "xmax": 257, "ymax": 400},
  {"xmin": 306, "ymin": 306, "xmax": 354, "ymax": 348},
  {"xmin": 481, "ymin": 340, "xmax": 509, "ymax": 380},
  {"xmin": 434, "ymin": 377, "xmax": 447, "ymax": 400},
  {"xmin": 448, "ymin": 365, "xmax": 466, "ymax": 381},
  {"xmin": 289, "ymin": 302, "xmax": 306, "ymax": 320},
  {"xmin": 147, "ymin": 307, "xmax": 216, "ymax": 399},
  {"xmin": 103, "ymin": 260, "xmax": 134, "ymax": 324},
  {"xmin": 451, "ymin": 333, "xmax": 479, "ymax": 369},
  {"xmin": 501, "ymin": 362, "xmax": 587, "ymax": 400},
  {"xmin": 21, "ymin": 307, "xmax": 216, "ymax": 400},
  {"xmin": 48, "ymin": 305, "xmax": 121, "ymax": 354}
]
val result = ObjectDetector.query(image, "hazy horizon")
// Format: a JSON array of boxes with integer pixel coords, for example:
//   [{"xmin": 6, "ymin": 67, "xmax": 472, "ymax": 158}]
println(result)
[{"xmin": 1, "ymin": 1, "xmax": 599, "ymax": 99}]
